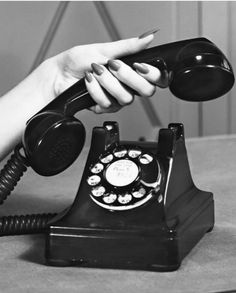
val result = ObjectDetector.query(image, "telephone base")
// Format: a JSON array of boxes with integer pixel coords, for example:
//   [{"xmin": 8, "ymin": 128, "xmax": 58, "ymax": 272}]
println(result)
[
  {"xmin": 45, "ymin": 122, "xmax": 214, "ymax": 271},
  {"xmin": 46, "ymin": 191, "xmax": 213, "ymax": 271}
]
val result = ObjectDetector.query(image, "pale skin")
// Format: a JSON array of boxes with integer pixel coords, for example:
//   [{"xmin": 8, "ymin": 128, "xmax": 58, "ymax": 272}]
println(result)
[{"xmin": 0, "ymin": 33, "xmax": 161, "ymax": 161}]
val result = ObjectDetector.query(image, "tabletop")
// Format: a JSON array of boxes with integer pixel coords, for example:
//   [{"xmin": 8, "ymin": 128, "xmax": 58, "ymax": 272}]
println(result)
[{"xmin": 0, "ymin": 134, "xmax": 236, "ymax": 293}]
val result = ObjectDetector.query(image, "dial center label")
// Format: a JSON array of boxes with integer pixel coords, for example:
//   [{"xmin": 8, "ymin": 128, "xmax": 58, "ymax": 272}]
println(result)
[{"xmin": 105, "ymin": 159, "xmax": 138, "ymax": 187}]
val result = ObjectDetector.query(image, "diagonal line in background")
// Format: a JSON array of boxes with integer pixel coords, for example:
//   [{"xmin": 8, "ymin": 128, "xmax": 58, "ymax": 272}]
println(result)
[{"xmin": 29, "ymin": 1, "xmax": 69, "ymax": 73}]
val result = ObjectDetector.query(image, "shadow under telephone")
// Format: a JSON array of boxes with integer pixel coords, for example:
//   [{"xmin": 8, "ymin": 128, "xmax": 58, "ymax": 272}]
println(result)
[{"xmin": 0, "ymin": 37, "xmax": 234, "ymax": 271}]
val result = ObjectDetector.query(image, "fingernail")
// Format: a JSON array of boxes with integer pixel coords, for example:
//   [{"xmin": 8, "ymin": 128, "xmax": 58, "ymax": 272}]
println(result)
[
  {"xmin": 91, "ymin": 63, "xmax": 104, "ymax": 75},
  {"xmin": 85, "ymin": 71, "xmax": 93, "ymax": 82},
  {"xmin": 138, "ymin": 28, "xmax": 159, "ymax": 39},
  {"xmin": 133, "ymin": 63, "xmax": 149, "ymax": 74},
  {"xmin": 108, "ymin": 60, "xmax": 121, "ymax": 71}
]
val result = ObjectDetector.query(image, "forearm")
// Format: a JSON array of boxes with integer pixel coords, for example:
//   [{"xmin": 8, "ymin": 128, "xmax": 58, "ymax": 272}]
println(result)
[{"xmin": 0, "ymin": 58, "xmax": 57, "ymax": 160}]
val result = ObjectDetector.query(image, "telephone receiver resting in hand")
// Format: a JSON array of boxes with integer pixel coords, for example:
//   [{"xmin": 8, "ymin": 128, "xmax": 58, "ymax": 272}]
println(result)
[{"xmin": 22, "ymin": 37, "xmax": 235, "ymax": 176}]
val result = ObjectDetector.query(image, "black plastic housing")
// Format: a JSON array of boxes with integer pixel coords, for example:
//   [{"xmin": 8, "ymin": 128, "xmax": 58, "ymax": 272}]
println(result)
[{"xmin": 45, "ymin": 123, "xmax": 214, "ymax": 271}]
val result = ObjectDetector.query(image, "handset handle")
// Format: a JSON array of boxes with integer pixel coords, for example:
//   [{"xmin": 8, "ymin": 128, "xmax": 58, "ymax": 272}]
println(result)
[{"xmin": 43, "ymin": 78, "xmax": 95, "ymax": 116}]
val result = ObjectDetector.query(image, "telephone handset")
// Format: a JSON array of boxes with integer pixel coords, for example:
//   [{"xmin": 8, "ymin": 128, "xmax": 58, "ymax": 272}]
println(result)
[
  {"xmin": 0, "ymin": 38, "xmax": 234, "ymax": 270},
  {"xmin": 22, "ymin": 37, "xmax": 234, "ymax": 177}
]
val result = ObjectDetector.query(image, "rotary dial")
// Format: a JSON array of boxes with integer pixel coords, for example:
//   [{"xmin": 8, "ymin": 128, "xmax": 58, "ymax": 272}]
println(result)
[{"xmin": 87, "ymin": 145, "xmax": 162, "ymax": 211}]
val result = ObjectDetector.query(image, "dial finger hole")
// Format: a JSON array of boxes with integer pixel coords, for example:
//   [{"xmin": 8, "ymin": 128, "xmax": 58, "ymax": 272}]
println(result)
[
  {"xmin": 100, "ymin": 154, "xmax": 113, "ymax": 164},
  {"xmin": 118, "ymin": 193, "xmax": 132, "ymax": 204},
  {"xmin": 103, "ymin": 193, "xmax": 117, "ymax": 204},
  {"xmin": 128, "ymin": 149, "xmax": 142, "ymax": 158},
  {"xmin": 114, "ymin": 147, "xmax": 127, "ymax": 158},
  {"xmin": 139, "ymin": 154, "xmax": 153, "ymax": 164},
  {"xmin": 132, "ymin": 187, "xmax": 146, "ymax": 198},
  {"xmin": 87, "ymin": 175, "xmax": 101, "ymax": 186},
  {"xmin": 91, "ymin": 163, "xmax": 104, "ymax": 174},
  {"xmin": 91, "ymin": 186, "xmax": 106, "ymax": 197}
]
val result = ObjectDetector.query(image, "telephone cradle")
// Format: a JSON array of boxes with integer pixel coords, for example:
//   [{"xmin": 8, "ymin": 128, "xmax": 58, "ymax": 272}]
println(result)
[{"xmin": 45, "ymin": 122, "xmax": 214, "ymax": 272}]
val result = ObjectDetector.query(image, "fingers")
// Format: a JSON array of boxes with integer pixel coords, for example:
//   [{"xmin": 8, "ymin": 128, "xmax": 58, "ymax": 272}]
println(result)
[
  {"xmin": 90, "ymin": 103, "xmax": 122, "ymax": 114},
  {"xmin": 92, "ymin": 63, "xmax": 134, "ymax": 105},
  {"xmin": 84, "ymin": 60, "xmax": 161, "ymax": 114},
  {"xmin": 84, "ymin": 71, "xmax": 123, "ymax": 114},
  {"xmin": 107, "ymin": 60, "xmax": 157, "ymax": 97},
  {"xmin": 133, "ymin": 63, "xmax": 161, "ymax": 85}
]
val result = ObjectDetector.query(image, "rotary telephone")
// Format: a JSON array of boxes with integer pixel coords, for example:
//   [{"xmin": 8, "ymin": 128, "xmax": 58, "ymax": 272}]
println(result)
[{"xmin": 0, "ymin": 37, "xmax": 234, "ymax": 271}]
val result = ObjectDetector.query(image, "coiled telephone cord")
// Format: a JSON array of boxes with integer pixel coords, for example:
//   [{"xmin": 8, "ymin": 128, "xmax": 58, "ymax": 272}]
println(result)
[{"xmin": 0, "ymin": 144, "xmax": 57, "ymax": 236}]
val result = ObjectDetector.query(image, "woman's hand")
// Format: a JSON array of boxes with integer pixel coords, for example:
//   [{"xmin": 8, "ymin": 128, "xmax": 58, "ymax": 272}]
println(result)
[{"xmin": 52, "ymin": 30, "xmax": 161, "ymax": 113}]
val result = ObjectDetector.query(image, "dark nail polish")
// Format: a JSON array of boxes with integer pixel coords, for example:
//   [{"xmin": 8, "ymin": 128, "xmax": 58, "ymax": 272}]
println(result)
[
  {"xmin": 85, "ymin": 71, "xmax": 93, "ymax": 82},
  {"xmin": 91, "ymin": 63, "xmax": 104, "ymax": 75},
  {"xmin": 133, "ymin": 63, "xmax": 149, "ymax": 74},
  {"xmin": 139, "ymin": 28, "xmax": 159, "ymax": 39},
  {"xmin": 108, "ymin": 60, "xmax": 120, "ymax": 71}
]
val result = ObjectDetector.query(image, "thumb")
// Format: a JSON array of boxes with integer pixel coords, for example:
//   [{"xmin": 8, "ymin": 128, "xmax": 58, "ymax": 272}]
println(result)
[{"xmin": 100, "ymin": 32, "xmax": 157, "ymax": 60}]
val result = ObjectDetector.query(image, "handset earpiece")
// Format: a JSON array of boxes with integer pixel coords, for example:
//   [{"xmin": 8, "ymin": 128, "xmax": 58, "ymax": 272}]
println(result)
[
  {"xmin": 169, "ymin": 41, "xmax": 235, "ymax": 101},
  {"xmin": 22, "ymin": 111, "xmax": 85, "ymax": 176},
  {"xmin": 121, "ymin": 37, "xmax": 234, "ymax": 101}
]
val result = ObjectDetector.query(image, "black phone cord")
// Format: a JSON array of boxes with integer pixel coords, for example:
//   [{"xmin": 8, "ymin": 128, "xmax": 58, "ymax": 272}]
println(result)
[{"xmin": 0, "ymin": 144, "xmax": 57, "ymax": 236}]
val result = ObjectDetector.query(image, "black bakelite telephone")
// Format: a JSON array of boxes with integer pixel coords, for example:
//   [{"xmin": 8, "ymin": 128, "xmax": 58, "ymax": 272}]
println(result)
[{"xmin": 0, "ymin": 37, "xmax": 234, "ymax": 271}]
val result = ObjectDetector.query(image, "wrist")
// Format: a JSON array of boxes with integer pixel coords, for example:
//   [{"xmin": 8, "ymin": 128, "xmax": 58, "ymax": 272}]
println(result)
[{"xmin": 29, "ymin": 56, "xmax": 59, "ymax": 105}]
